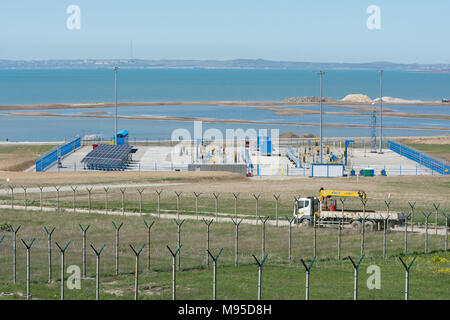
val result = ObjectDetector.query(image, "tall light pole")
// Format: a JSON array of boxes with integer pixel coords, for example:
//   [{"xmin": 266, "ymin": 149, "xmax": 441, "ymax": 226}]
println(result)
[
  {"xmin": 114, "ymin": 67, "xmax": 120, "ymax": 145},
  {"xmin": 318, "ymin": 71, "xmax": 326, "ymax": 163},
  {"xmin": 378, "ymin": 70, "xmax": 383, "ymax": 153}
]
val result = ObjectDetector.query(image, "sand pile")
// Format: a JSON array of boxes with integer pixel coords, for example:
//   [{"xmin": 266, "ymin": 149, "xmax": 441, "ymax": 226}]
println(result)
[
  {"xmin": 341, "ymin": 94, "xmax": 373, "ymax": 103},
  {"xmin": 373, "ymin": 97, "xmax": 424, "ymax": 104}
]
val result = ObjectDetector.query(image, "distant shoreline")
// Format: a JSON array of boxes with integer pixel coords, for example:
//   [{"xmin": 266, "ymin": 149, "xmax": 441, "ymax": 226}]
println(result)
[
  {"xmin": 0, "ymin": 99, "xmax": 448, "ymax": 111},
  {"xmin": 1, "ymin": 59, "xmax": 449, "ymax": 73},
  {"xmin": 1, "ymin": 112, "xmax": 449, "ymax": 132}
]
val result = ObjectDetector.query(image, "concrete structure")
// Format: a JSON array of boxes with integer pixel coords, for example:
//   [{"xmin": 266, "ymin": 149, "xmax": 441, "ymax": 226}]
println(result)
[{"xmin": 44, "ymin": 139, "xmax": 436, "ymax": 177}]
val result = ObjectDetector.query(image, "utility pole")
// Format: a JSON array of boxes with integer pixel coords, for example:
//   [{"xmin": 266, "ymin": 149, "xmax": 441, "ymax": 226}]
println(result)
[
  {"xmin": 379, "ymin": 70, "xmax": 384, "ymax": 153},
  {"xmin": 114, "ymin": 66, "xmax": 120, "ymax": 145},
  {"xmin": 318, "ymin": 71, "xmax": 326, "ymax": 163}
]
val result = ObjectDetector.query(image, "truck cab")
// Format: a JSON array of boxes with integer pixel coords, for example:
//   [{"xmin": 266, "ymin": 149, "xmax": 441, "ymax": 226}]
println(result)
[{"xmin": 294, "ymin": 196, "xmax": 319, "ymax": 225}]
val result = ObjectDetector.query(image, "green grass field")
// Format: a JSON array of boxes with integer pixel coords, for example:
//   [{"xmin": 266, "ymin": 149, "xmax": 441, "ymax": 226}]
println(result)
[
  {"xmin": 0, "ymin": 208, "xmax": 448, "ymax": 300},
  {"xmin": 403, "ymin": 143, "xmax": 450, "ymax": 163}
]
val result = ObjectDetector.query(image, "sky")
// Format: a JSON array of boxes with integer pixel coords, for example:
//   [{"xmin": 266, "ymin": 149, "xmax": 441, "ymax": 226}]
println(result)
[{"xmin": 0, "ymin": 0, "xmax": 449, "ymax": 63}]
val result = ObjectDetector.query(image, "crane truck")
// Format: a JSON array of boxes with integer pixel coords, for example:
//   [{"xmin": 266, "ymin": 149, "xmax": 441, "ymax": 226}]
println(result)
[{"xmin": 293, "ymin": 188, "xmax": 405, "ymax": 230}]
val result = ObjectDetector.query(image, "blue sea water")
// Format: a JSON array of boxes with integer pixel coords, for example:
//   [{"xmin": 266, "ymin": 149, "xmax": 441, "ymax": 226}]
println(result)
[
  {"xmin": 0, "ymin": 69, "xmax": 449, "ymax": 141},
  {"xmin": 1, "ymin": 69, "xmax": 450, "ymax": 104}
]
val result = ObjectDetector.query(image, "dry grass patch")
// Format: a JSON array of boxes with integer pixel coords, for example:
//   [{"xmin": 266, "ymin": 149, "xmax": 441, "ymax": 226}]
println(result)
[{"xmin": 0, "ymin": 144, "xmax": 56, "ymax": 172}]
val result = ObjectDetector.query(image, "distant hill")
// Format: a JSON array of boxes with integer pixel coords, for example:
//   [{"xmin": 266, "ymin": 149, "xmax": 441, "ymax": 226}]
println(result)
[{"xmin": 0, "ymin": 59, "xmax": 449, "ymax": 72}]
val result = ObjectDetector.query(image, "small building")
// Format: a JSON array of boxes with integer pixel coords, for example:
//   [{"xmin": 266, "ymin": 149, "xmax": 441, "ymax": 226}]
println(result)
[
  {"xmin": 311, "ymin": 163, "xmax": 344, "ymax": 177},
  {"xmin": 116, "ymin": 130, "xmax": 129, "ymax": 145}
]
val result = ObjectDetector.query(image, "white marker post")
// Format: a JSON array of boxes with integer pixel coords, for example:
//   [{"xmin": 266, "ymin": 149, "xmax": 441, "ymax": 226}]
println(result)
[{"xmin": 55, "ymin": 241, "xmax": 71, "ymax": 300}]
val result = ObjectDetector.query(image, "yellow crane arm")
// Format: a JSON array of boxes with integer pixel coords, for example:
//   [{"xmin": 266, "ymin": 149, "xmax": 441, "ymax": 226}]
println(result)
[{"xmin": 319, "ymin": 189, "xmax": 367, "ymax": 209}]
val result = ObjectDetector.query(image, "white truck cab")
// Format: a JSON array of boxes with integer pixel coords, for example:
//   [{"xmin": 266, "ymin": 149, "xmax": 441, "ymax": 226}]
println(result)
[{"xmin": 294, "ymin": 196, "xmax": 320, "ymax": 224}]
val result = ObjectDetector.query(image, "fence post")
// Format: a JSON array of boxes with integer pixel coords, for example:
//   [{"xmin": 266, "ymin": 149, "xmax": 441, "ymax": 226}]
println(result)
[
  {"xmin": 39, "ymin": 186, "xmax": 44, "ymax": 212},
  {"xmin": 69, "ymin": 186, "xmax": 78, "ymax": 212},
  {"xmin": 433, "ymin": 203, "xmax": 440, "ymax": 235},
  {"xmin": 422, "ymin": 212, "xmax": 432, "ymax": 254},
  {"xmin": 193, "ymin": 192, "xmax": 202, "ymax": 220},
  {"xmin": 207, "ymin": 248, "xmax": 223, "ymax": 300},
  {"xmin": 339, "ymin": 197, "xmax": 346, "ymax": 215},
  {"xmin": 120, "ymin": 188, "xmax": 126, "ymax": 215},
  {"xmin": 55, "ymin": 186, "xmax": 60, "ymax": 212},
  {"xmin": 43, "ymin": 226, "xmax": 55, "ymax": 283},
  {"xmin": 381, "ymin": 214, "xmax": 389, "ymax": 259},
  {"xmin": 404, "ymin": 213, "xmax": 411, "ymax": 255},
  {"xmin": 253, "ymin": 193, "xmax": 261, "ymax": 225},
  {"xmin": 231, "ymin": 219, "xmax": 243, "ymax": 267},
  {"xmin": 86, "ymin": 187, "xmax": 93, "ymax": 214},
  {"xmin": 90, "ymin": 244, "xmax": 106, "ymax": 300},
  {"xmin": 384, "ymin": 200, "xmax": 391, "ymax": 217},
  {"xmin": 233, "ymin": 193, "xmax": 240, "ymax": 220},
  {"xmin": 156, "ymin": 189, "xmax": 163, "ymax": 218},
  {"xmin": 443, "ymin": 213, "xmax": 449, "ymax": 251},
  {"xmin": 9, "ymin": 185, "xmax": 15, "ymax": 209},
  {"xmin": 144, "ymin": 220, "xmax": 155, "ymax": 271},
  {"xmin": 300, "ymin": 257, "xmax": 316, "ymax": 300},
  {"xmin": 9, "ymin": 224, "xmax": 21, "ymax": 284},
  {"xmin": 174, "ymin": 219, "xmax": 185, "ymax": 271},
  {"xmin": 112, "ymin": 221, "xmax": 124, "ymax": 276},
  {"xmin": 129, "ymin": 244, "xmax": 146, "ymax": 300},
  {"xmin": 79, "ymin": 224, "xmax": 90, "ymax": 279},
  {"xmin": 399, "ymin": 256, "xmax": 417, "ymax": 300},
  {"xmin": 137, "ymin": 188, "xmax": 145, "ymax": 213},
  {"xmin": 167, "ymin": 245, "xmax": 182, "ymax": 300},
  {"xmin": 348, "ymin": 254, "xmax": 364, "ymax": 300},
  {"xmin": 21, "ymin": 238, "xmax": 36, "ymax": 300},
  {"xmin": 259, "ymin": 216, "xmax": 270, "ymax": 257},
  {"xmin": 313, "ymin": 214, "xmax": 317, "ymax": 258},
  {"xmin": 286, "ymin": 217, "xmax": 294, "ymax": 263},
  {"xmin": 202, "ymin": 219, "xmax": 214, "ymax": 268},
  {"xmin": 55, "ymin": 241, "xmax": 71, "ymax": 300},
  {"xmin": 360, "ymin": 198, "xmax": 369, "ymax": 257},
  {"xmin": 273, "ymin": 194, "xmax": 281, "ymax": 227},
  {"xmin": 22, "ymin": 186, "xmax": 27, "ymax": 211},
  {"xmin": 104, "ymin": 187, "xmax": 109, "ymax": 214},
  {"xmin": 335, "ymin": 215, "xmax": 342, "ymax": 260},
  {"xmin": 213, "ymin": 193, "xmax": 221, "ymax": 221},
  {"xmin": 408, "ymin": 201, "xmax": 416, "ymax": 232},
  {"xmin": 175, "ymin": 192, "xmax": 182, "ymax": 220},
  {"xmin": 252, "ymin": 253, "xmax": 268, "ymax": 300}
]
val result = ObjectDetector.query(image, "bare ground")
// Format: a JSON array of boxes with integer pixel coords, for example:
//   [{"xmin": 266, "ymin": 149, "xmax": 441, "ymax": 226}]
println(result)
[
  {"xmin": 0, "ymin": 171, "xmax": 448, "ymax": 205},
  {"xmin": 0, "ymin": 144, "xmax": 56, "ymax": 172}
]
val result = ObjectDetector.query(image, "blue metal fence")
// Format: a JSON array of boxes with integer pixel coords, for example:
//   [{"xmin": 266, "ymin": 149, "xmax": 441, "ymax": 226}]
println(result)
[
  {"xmin": 286, "ymin": 148, "xmax": 301, "ymax": 168},
  {"xmin": 36, "ymin": 136, "xmax": 81, "ymax": 172},
  {"xmin": 388, "ymin": 140, "xmax": 449, "ymax": 175}
]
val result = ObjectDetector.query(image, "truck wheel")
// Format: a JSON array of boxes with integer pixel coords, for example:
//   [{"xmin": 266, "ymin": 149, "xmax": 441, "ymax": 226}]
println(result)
[
  {"xmin": 364, "ymin": 221, "xmax": 375, "ymax": 231},
  {"xmin": 351, "ymin": 220, "xmax": 362, "ymax": 230},
  {"xmin": 301, "ymin": 219, "xmax": 311, "ymax": 227}
]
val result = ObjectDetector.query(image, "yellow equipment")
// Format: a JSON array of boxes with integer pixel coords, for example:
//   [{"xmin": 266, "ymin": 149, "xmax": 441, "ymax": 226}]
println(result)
[{"xmin": 319, "ymin": 188, "xmax": 367, "ymax": 210}]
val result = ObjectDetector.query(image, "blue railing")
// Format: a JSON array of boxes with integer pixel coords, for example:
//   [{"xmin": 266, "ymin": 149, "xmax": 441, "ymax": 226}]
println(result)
[
  {"xmin": 388, "ymin": 140, "xmax": 449, "ymax": 175},
  {"xmin": 286, "ymin": 148, "xmax": 302, "ymax": 168},
  {"xmin": 36, "ymin": 136, "xmax": 81, "ymax": 172}
]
